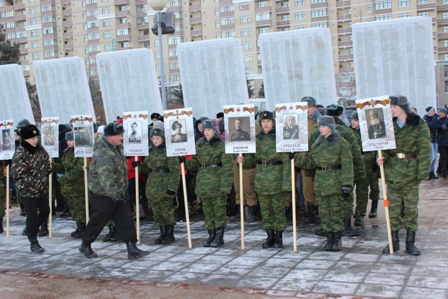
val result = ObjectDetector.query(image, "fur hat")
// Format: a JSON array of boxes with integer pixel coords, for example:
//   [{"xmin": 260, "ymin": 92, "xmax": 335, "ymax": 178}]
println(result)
[
  {"xmin": 216, "ymin": 112, "xmax": 224, "ymax": 119},
  {"xmin": 258, "ymin": 110, "xmax": 275, "ymax": 125},
  {"xmin": 151, "ymin": 112, "xmax": 161, "ymax": 120},
  {"xmin": 150, "ymin": 127, "xmax": 164, "ymax": 138},
  {"xmin": 351, "ymin": 111, "xmax": 359, "ymax": 121},
  {"xmin": 326, "ymin": 104, "xmax": 344, "ymax": 116},
  {"xmin": 389, "ymin": 95, "xmax": 411, "ymax": 114},
  {"xmin": 65, "ymin": 131, "xmax": 74, "ymax": 141},
  {"xmin": 317, "ymin": 116, "xmax": 336, "ymax": 132},
  {"xmin": 104, "ymin": 122, "xmax": 124, "ymax": 136},
  {"xmin": 201, "ymin": 119, "xmax": 215, "ymax": 130},
  {"xmin": 301, "ymin": 96, "xmax": 317, "ymax": 107},
  {"xmin": 20, "ymin": 124, "xmax": 40, "ymax": 139}
]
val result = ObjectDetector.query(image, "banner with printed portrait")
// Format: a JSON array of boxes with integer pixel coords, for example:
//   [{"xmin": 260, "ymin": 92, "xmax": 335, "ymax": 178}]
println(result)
[
  {"xmin": 223, "ymin": 105, "xmax": 256, "ymax": 154},
  {"xmin": 0, "ymin": 120, "xmax": 14, "ymax": 160},
  {"xmin": 164, "ymin": 108, "xmax": 196, "ymax": 157},
  {"xmin": 72, "ymin": 115, "xmax": 94, "ymax": 158},
  {"xmin": 41, "ymin": 117, "xmax": 59, "ymax": 158},
  {"xmin": 123, "ymin": 111, "xmax": 149, "ymax": 157},
  {"xmin": 356, "ymin": 96, "xmax": 396, "ymax": 152},
  {"xmin": 275, "ymin": 103, "xmax": 309, "ymax": 152}
]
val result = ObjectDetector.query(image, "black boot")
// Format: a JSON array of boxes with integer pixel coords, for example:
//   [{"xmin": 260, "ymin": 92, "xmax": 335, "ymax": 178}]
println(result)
[
  {"xmin": 369, "ymin": 200, "xmax": 378, "ymax": 218},
  {"xmin": 22, "ymin": 227, "xmax": 27, "ymax": 236},
  {"xmin": 74, "ymin": 222, "xmax": 85, "ymax": 239},
  {"xmin": 354, "ymin": 213, "xmax": 364, "ymax": 226},
  {"xmin": 38, "ymin": 220, "xmax": 49, "ymax": 237},
  {"xmin": 28, "ymin": 237, "xmax": 44, "ymax": 253},
  {"xmin": 314, "ymin": 227, "xmax": 325, "ymax": 237},
  {"xmin": 248, "ymin": 206, "xmax": 258, "ymax": 222},
  {"xmin": 20, "ymin": 203, "xmax": 26, "ymax": 216},
  {"xmin": 79, "ymin": 241, "xmax": 98, "ymax": 259},
  {"xmin": 230, "ymin": 206, "xmax": 242, "ymax": 222},
  {"xmin": 155, "ymin": 226, "xmax": 166, "ymax": 244},
  {"xmin": 383, "ymin": 230, "xmax": 400, "ymax": 254},
  {"xmin": 332, "ymin": 231, "xmax": 343, "ymax": 251},
  {"xmin": 405, "ymin": 231, "xmax": 420, "ymax": 256},
  {"xmin": 210, "ymin": 227, "xmax": 225, "ymax": 247},
  {"xmin": 71, "ymin": 222, "xmax": 80, "ymax": 238},
  {"xmin": 59, "ymin": 204, "xmax": 70, "ymax": 217},
  {"xmin": 273, "ymin": 230, "xmax": 283, "ymax": 248},
  {"xmin": 126, "ymin": 241, "xmax": 150, "ymax": 260},
  {"xmin": 262, "ymin": 229, "xmax": 275, "ymax": 249},
  {"xmin": 103, "ymin": 225, "xmax": 117, "ymax": 242},
  {"xmin": 342, "ymin": 217, "xmax": 362, "ymax": 237},
  {"xmin": 429, "ymin": 171, "xmax": 439, "ymax": 179},
  {"xmin": 304, "ymin": 206, "xmax": 314, "ymax": 224},
  {"xmin": 0, "ymin": 217, "xmax": 3, "ymax": 234},
  {"xmin": 324, "ymin": 232, "xmax": 334, "ymax": 251},
  {"xmin": 313, "ymin": 206, "xmax": 321, "ymax": 224},
  {"xmin": 203, "ymin": 229, "xmax": 216, "ymax": 247},
  {"xmin": 162, "ymin": 225, "xmax": 175, "ymax": 244}
]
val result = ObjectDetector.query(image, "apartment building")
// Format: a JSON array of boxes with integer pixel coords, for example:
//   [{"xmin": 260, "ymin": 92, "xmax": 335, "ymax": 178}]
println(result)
[{"xmin": 1, "ymin": 0, "xmax": 448, "ymax": 103}]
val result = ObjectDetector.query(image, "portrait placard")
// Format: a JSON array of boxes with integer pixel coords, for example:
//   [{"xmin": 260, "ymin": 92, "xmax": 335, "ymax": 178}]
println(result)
[
  {"xmin": 164, "ymin": 108, "xmax": 196, "ymax": 157},
  {"xmin": 0, "ymin": 120, "xmax": 14, "ymax": 160},
  {"xmin": 123, "ymin": 111, "xmax": 149, "ymax": 157},
  {"xmin": 275, "ymin": 103, "xmax": 309, "ymax": 152},
  {"xmin": 224, "ymin": 105, "xmax": 256, "ymax": 154},
  {"xmin": 72, "ymin": 115, "xmax": 94, "ymax": 158},
  {"xmin": 356, "ymin": 96, "xmax": 396, "ymax": 152},
  {"xmin": 41, "ymin": 117, "xmax": 59, "ymax": 158}
]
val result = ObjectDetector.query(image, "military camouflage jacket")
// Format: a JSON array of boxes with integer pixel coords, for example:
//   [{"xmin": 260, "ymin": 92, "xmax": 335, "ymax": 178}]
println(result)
[
  {"xmin": 139, "ymin": 142, "xmax": 180, "ymax": 199},
  {"xmin": 352, "ymin": 127, "xmax": 376, "ymax": 171},
  {"xmin": 88, "ymin": 135, "xmax": 127, "ymax": 198},
  {"xmin": 53, "ymin": 146, "xmax": 87, "ymax": 197},
  {"xmin": 382, "ymin": 114, "xmax": 431, "ymax": 188},
  {"xmin": 185, "ymin": 134, "xmax": 233, "ymax": 198},
  {"xmin": 12, "ymin": 141, "xmax": 51, "ymax": 198},
  {"xmin": 295, "ymin": 131, "xmax": 353, "ymax": 196},
  {"xmin": 254, "ymin": 128, "xmax": 291, "ymax": 195}
]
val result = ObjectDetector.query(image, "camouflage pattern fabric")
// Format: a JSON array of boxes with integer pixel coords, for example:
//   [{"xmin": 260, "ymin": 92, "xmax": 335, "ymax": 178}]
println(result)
[
  {"xmin": 88, "ymin": 135, "xmax": 127, "ymax": 198},
  {"xmin": 11, "ymin": 143, "xmax": 51, "ymax": 198},
  {"xmin": 139, "ymin": 146, "xmax": 180, "ymax": 226},
  {"xmin": 202, "ymin": 195, "xmax": 227, "ymax": 229},
  {"xmin": 259, "ymin": 193, "xmax": 286, "ymax": 230},
  {"xmin": 295, "ymin": 131, "xmax": 353, "ymax": 232},
  {"xmin": 382, "ymin": 115, "xmax": 431, "ymax": 232}
]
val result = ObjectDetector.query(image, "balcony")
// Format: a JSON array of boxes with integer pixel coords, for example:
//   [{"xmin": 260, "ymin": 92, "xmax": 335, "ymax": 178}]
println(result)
[
  {"xmin": 255, "ymin": 6, "xmax": 271, "ymax": 13},
  {"xmin": 311, "ymin": 16, "xmax": 328, "ymax": 22},
  {"xmin": 62, "ymin": 7, "xmax": 72, "ymax": 15},
  {"xmin": 276, "ymin": 20, "xmax": 290, "ymax": 27},
  {"xmin": 337, "ymin": 27, "xmax": 352, "ymax": 35},
  {"xmin": 44, "ymin": 44, "xmax": 57, "ymax": 51},
  {"xmin": 438, "ymin": 46, "xmax": 448, "ymax": 53},
  {"xmin": 256, "ymin": 19, "xmax": 272, "ymax": 27},
  {"xmin": 338, "ymin": 40, "xmax": 352, "ymax": 47},
  {"xmin": 117, "ymin": 34, "xmax": 131, "ymax": 42},
  {"xmin": 439, "ymin": 4, "xmax": 448, "ymax": 12},
  {"xmin": 63, "ymin": 20, "xmax": 72, "ymax": 27},
  {"xmin": 114, "ymin": 0, "xmax": 129, "ymax": 5},
  {"xmin": 138, "ymin": 35, "xmax": 150, "ymax": 42},
  {"xmin": 336, "ymin": 0, "xmax": 351, "ymax": 8},
  {"xmin": 116, "ymin": 22, "xmax": 131, "ymax": 29},
  {"xmin": 438, "ymin": 32, "xmax": 448, "ymax": 39},
  {"xmin": 276, "ymin": 7, "xmax": 289, "ymax": 14},
  {"xmin": 337, "ymin": 14, "xmax": 351, "ymax": 22},
  {"xmin": 116, "ymin": 10, "xmax": 130, "ymax": 18},
  {"xmin": 190, "ymin": 16, "xmax": 202, "ymax": 24},
  {"xmin": 417, "ymin": 3, "xmax": 435, "ymax": 10},
  {"xmin": 20, "ymin": 48, "xmax": 28, "ymax": 55},
  {"xmin": 311, "ymin": 2, "xmax": 327, "ymax": 8},
  {"xmin": 16, "ymin": 37, "xmax": 27, "ymax": 44},
  {"xmin": 438, "ymin": 18, "xmax": 448, "ymax": 26},
  {"xmin": 137, "ymin": 22, "xmax": 149, "ymax": 29},
  {"xmin": 15, "ymin": 14, "xmax": 26, "ymax": 22},
  {"xmin": 190, "ymin": 4, "xmax": 201, "ymax": 12},
  {"xmin": 338, "ymin": 54, "xmax": 353, "ymax": 61},
  {"xmin": 191, "ymin": 29, "xmax": 202, "ymax": 37}
]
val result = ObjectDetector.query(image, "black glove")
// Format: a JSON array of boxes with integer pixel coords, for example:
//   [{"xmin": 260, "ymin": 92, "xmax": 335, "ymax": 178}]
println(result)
[
  {"xmin": 131, "ymin": 161, "xmax": 140, "ymax": 168},
  {"xmin": 178, "ymin": 156, "xmax": 185, "ymax": 164},
  {"xmin": 341, "ymin": 185, "xmax": 351, "ymax": 198},
  {"xmin": 289, "ymin": 152, "xmax": 295, "ymax": 160},
  {"xmin": 166, "ymin": 190, "xmax": 176, "ymax": 196},
  {"xmin": 112, "ymin": 196, "xmax": 126, "ymax": 203}
]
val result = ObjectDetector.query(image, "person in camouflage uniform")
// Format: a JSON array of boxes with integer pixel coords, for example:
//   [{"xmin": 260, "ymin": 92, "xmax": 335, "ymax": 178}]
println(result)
[
  {"xmin": 185, "ymin": 119, "xmax": 233, "ymax": 247},
  {"xmin": 351, "ymin": 112, "xmax": 380, "ymax": 219},
  {"xmin": 295, "ymin": 116, "xmax": 353, "ymax": 251},
  {"xmin": 79, "ymin": 122, "xmax": 149, "ymax": 260},
  {"xmin": 244, "ymin": 111, "xmax": 291, "ymax": 249},
  {"xmin": 378, "ymin": 95, "xmax": 431, "ymax": 256},
  {"xmin": 52, "ymin": 131, "xmax": 88, "ymax": 238},
  {"xmin": 134, "ymin": 127, "xmax": 180, "ymax": 245},
  {"xmin": 11, "ymin": 125, "xmax": 52, "ymax": 253},
  {"xmin": 0, "ymin": 160, "xmax": 5, "ymax": 233}
]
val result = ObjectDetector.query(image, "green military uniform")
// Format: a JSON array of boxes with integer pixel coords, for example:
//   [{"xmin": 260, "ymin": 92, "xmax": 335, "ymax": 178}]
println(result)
[
  {"xmin": 186, "ymin": 120, "xmax": 233, "ymax": 247},
  {"xmin": 381, "ymin": 96, "xmax": 431, "ymax": 256},
  {"xmin": 139, "ymin": 128, "xmax": 180, "ymax": 245}
]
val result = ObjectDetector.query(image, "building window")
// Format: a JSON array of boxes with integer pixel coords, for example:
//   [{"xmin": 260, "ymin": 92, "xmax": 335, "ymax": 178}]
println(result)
[
  {"xmin": 366, "ymin": 5, "xmax": 372, "ymax": 13},
  {"xmin": 216, "ymin": 33, "xmax": 221, "ymax": 39},
  {"xmin": 258, "ymin": 1, "xmax": 267, "ymax": 8},
  {"xmin": 259, "ymin": 27, "xmax": 269, "ymax": 34},
  {"xmin": 376, "ymin": 14, "xmax": 392, "ymax": 21},
  {"xmin": 32, "ymin": 41, "xmax": 39, "ymax": 48},
  {"xmin": 121, "ymin": 42, "xmax": 129, "ymax": 48},
  {"xmin": 444, "ymin": 27, "xmax": 448, "ymax": 33},
  {"xmin": 29, "ymin": 7, "xmax": 37, "ymax": 14},
  {"xmin": 443, "ymin": 0, "xmax": 448, "ymax": 4},
  {"xmin": 418, "ymin": 12, "xmax": 429, "ymax": 17},
  {"xmin": 241, "ymin": 42, "xmax": 251, "ymax": 50},
  {"xmin": 167, "ymin": 1, "xmax": 180, "ymax": 7},
  {"xmin": 168, "ymin": 36, "xmax": 182, "ymax": 44},
  {"xmin": 121, "ymin": 18, "xmax": 128, "ymax": 24},
  {"xmin": 221, "ymin": 17, "xmax": 234, "ymax": 26},
  {"xmin": 30, "ymin": 19, "xmax": 38, "ymax": 25},
  {"xmin": 418, "ymin": 0, "xmax": 429, "ymax": 4},
  {"xmin": 42, "ymin": 27, "xmax": 55, "ymax": 34},
  {"xmin": 32, "ymin": 53, "xmax": 40, "ymax": 59},
  {"xmin": 398, "ymin": 0, "xmax": 410, "ymax": 7},
  {"xmin": 102, "ymin": 7, "xmax": 110, "ymax": 14},
  {"xmin": 281, "ymin": 15, "xmax": 290, "ymax": 21},
  {"xmin": 399, "ymin": 13, "xmax": 410, "ymax": 18},
  {"xmin": 312, "ymin": 21, "xmax": 327, "ymax": 28},
  {"xmin": 174, "ymin": 12, "xmax": 181, "ymax": 19},
  {"xmin": 256, "ymin": 13, "xmax": 271, "ymax": 21},
  {"xmin": 103, "ymin": 19, "xmax": 111, "ymax": 27},
  {"xmin": 43, "ymin": 39, "xmax": 55, "ymax": 46},
  {"xmin": 311, "ymin": 0, "xmax": 326, "ymax": 3},
  {"xmin": 170, "ymin": 74, "xmax": 181, "ymax": 82},
  {"xmin": 220, "ymin": 4, "xmax": 234, "ymax": 12},
  {"xmin": 117, "ymin": 29, "xmax": 129, "ymax": 36},
  {"xmin": 445, "ymin": 80, "xmax": 448, "ymax": 92},
  {"xmin": 239, "ymin": 3, "xmax": 249, "ymax": 10},
  {"xmin": 31, "ymin": 30, "xmax": 39, "ymax": 37},
  {"xmin": 311, "ymin": 8, "xmax": 327, "ymax": 18},
  {"xmin": 136, "ymin": 5, "xmax": 146, "ymax": 12},
  {"xmin": 240, "ymin": 16, "xmax": 250, "ymax": 24},
  {"xmin": 214, "ymin": 8, "xmax": 219, "ymax": 16},
  {"xmin": 42, "ymin": 16, "xmax": 55, "ymax": 23},
  {"xmin": 169, "ymin": 61, "xmax": 179, "ymax": 69},
  {"xmin": 87, "ymin": 9, "xmax": 97, "ymax": 16},
  {"xmin": 169, "ymin": 49, "xmax": 177, "ymax": 57},
  {"xmin": 444, "ymin": 40, "xmax": 448, "ymax": 47},
  {"xmin": 243, "ymin": 55, "xmax": 252, "ymax": 63},
  {"xmin": 296, "ymin": 25, "xmax": 306, "ymax": 30},
  {"xmin": 222, "ymin": 30, "xmax": 235, "ymax": 37},
  {"xmin": 215, "ymin": 21, "xmax": 220, "ymax": 28},
  {"xmin": 296, "ymin": 12, "xmax": 305, "ymax": 20},
  {"xmin": 104, "ymin": 31, "xmax": 112, "ymax": 38},
  {"xmin": 241, "ymin": 29, "xmax": 251, "ymax": 37},
  {"xmin": 137, "ymin": 17, "xmax": 148, "ymax": 25},
  {"xmin": 375, "ymin": 1, "xmax": 392, "ymax": 10},
  {"xmin": 295, "ymin": 0, "xmax": 304, "ymax": 6}
]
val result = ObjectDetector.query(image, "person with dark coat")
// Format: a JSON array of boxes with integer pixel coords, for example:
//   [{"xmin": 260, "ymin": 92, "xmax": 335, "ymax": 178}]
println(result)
[
  {"xmin": 436, "ymin": 108, "xmax": 448, "ymax": 178},
  {"xmin": 423, "ymin": 106, "xmax": 439, "ymax": 179}
]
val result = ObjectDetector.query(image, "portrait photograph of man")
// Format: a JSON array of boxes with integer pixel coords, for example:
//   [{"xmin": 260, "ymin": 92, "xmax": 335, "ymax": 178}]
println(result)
[
  {"xmin": 229, "ymin": 117, "xmax": 250, "ymax": 142},
  {"xmin": 128, "ymin": 121, "xmax": 142, "ymax": 143},
  {"xmin": 170, "ymin": 119, "xmax": 188, "ymax": 143},
  {"xmin": 43, "ymin": 126, "xmax": 55, "ymax": 146},
  {"xmin": 283, "ymin": 114, "xmax": 299, "ymax": 140},
  {"xmin": 366, "ymin": 108, "xmax": 386, "ymax": 139},
  {"xmin": 2, "ymin": 129, "xmax": 11, "ymax": 150}
]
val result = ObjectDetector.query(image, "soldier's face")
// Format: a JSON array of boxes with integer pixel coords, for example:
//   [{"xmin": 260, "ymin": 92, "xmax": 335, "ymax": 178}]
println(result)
[
  {"xmin": 66, "ymin": 139, "xmax": 74, "ymax": 148},
  {"xmin": 319, "ymin": 125, "xmax": 331, "ymax": 138},
  {"xmin": 152, "ymin": 136, "xmax": 163, "ymax": 146},
  {"xmin": 108, "ymin": 134, "xmax": 123, "ymax": 146},
  {"xmin": 204, "ymin": 128, "xmax": 214, "ymax": 140},
  {"xmin": 307, "ymin": 106, "xmax": 317, "ymax": 117},
  {"xmin": 286, "ymin": 117, "xmax": 294, "ymax": 125},
  {"xmin": 261, "ymin": 119, "xmax": 273, "ymax": 133},
  {"xmin": 391, "ymin": 105, "xmax": 405, "ymax": 118},
  {"xmin": 175, "ymin": 124, "xmax": 182, "ymax": 133},
  {"xmin": 24, "ymin": 136, "xmax": 38, "ymax": 147},
  {"xmin": 235, "ymin": 119, "xmax": 242, "ymax": 130},
  {"xmin": 351, "ymin": 119, "xmax": 359, "ymax": 129}
]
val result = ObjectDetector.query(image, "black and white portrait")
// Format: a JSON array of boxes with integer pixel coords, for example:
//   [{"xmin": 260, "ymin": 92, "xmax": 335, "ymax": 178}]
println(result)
[
  {"xmin": 128, "ymin": 121, "xmax": 142, "ymax": 143},
  {"xmin": 283, "ymin": 114, "xmax": 299, "ymax": 140},
  {"xmin": 366, "ymin": 108, "xmax": 386, "ymax": 139},
  {"xmin": 170, "ymin": 119, "xmax": 188, "ymax": 143},
  {"xmin": 229, "ymin": 117, "xmax": 250, "ymax": 142}
]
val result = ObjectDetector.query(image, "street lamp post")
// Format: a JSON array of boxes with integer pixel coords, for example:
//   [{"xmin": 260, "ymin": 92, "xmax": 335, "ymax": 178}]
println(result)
[{"xmin": 149, "ymin": 0, "xmax": 168, "ymax": 110}]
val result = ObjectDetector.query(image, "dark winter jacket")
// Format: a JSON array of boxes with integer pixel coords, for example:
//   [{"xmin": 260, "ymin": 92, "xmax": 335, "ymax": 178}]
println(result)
[
  {"xmin": 423, "ymin": 114, "xmax": 438, "ymax": 143},
  {"xmin": 436, "ymin": 116, "xmax": 448, "ymax": 146}
]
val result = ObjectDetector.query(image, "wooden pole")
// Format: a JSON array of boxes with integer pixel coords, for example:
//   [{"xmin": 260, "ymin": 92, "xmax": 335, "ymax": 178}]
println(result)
[
  {"xmin": 378, "ymin": 150, "xmax": 393, "ymax": 254},
  {"xmin": 291, "ymin": 158, "xmax": 297, "ymax": 252},
  {"xmin": 135, "ymin": 156, "xmax": 140, "ymax": 245},
  {"xmin": 48, "ymin": 159, "xmax": 52, "ymax": 238},
  {"xmin": 181, "ymin": 162, "xmax": 192, "ymax": 248},
  {"xmin": 5, "ymin": 165, "xmax": 10, "ymax": 238},
  {"xmin": 84, "ymin": 157, "xmax": 89, "ymax": 224},
  {"xmin": 239, "ymin": 153, "xmax": 245, "ymax": 249}
]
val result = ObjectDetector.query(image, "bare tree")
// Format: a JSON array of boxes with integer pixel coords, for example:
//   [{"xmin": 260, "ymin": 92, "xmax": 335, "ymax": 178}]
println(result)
[
  {"xmin": 26, "ymin": 82, "xmax": 41, "ymax": 122},
  {"xmin": 88, "ymin": 78, "xmax": 105, "ymax": 123}
]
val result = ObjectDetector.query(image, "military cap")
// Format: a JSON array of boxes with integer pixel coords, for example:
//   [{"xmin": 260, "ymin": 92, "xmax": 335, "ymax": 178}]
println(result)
[
  {"xmin": 301, "ymin": 96, "xmax": 317, "ymax": 107},
  {"xmin": 65, "ymin": 131, "xmax": 74, "ymax": 141},
  {"xmin": 317, "ymin": 116, "xmax": 336, "ymax": 132},
  {"xmin": 20, "ymin": 124, "xmax": 40, "ymax": 139},
  {"xmin": 151, "ymin": 112, "xmax": 161, "ymax": 119},
  {"xmin": 351, "ymin": 111, "xmax": 359, "ymax": 121},
  {"xmin": 150, "ymin": 127, "xmax": 164, "ymax": 138},
  {"xmin": 201, "ymin": 119, "xmax": 215, "ymax": 130},
  {"xmin": 216, "ymin": 112, "xmax": 224, "ymax": 119},
  {"xmin": 104, "ymin": 122, "xmax": 125, "ymax": 136},
  {"xmin": 326, "ymin": 104, "xmax": 344, "ymax": 116},
  {"xmin": 389, "ymin": 95, "xmax": 411, "ymax": 114}
]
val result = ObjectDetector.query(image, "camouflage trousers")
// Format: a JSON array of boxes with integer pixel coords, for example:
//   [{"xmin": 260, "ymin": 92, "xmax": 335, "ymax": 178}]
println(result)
[
  {"xmin": 66, "ymin": 195, "xmax": 86, "ymax": 223},
  {"xmin": 317, "ymin": 194, "xmax": 345, "ymax": 232},
  {"xmin": 301, "ymin": 171, "xmax": 317, "ymax": 206},
  {"xmin": 388, "ymin": 185, "xmax": 419, "ymax": 232},
  {"xmin": 234, "ymin": 165, "xmax": 258, "ymax": 206},
  {"xmin": 0, "ymin": 186, "xmax": 4, "ymax": 219},
  {"xmin": 369, "ymin": 170, "xmax": 380, "ymax": 201},
  {"xmin": 151, "ymin": 194, "xmax": 175, "ymax": 226},
  {"xmin": 354, "ymin": 173, "xmax": 370, "ymax": 216},
  {"xmin": 202, "ymin": 195, "xmax": 227, "ymax": 229},
  {"xmin": 259, "ymin": 192, "xmax": 286, "ymax": 231}
]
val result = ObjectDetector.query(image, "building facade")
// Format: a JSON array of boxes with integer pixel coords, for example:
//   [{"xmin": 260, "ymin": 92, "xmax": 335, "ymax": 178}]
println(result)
[{"xmin": 1, "ymin": 0, "xmax": 448, "ymax": 105}]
